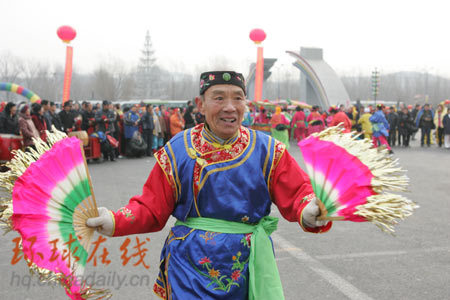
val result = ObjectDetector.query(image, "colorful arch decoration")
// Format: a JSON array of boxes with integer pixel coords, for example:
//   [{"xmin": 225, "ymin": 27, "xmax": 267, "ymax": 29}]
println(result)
[
  {"xmin": 0, "ymin": 82, "xmax": 41, "ymax": 103},
  {"xmin": 286, "ymin": 51, "xmax": 329, "ymax": 107}
]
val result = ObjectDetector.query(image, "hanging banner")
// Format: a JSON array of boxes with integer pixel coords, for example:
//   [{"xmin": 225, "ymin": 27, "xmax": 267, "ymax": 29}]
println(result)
[{"xmin": 62, "ymin": 46, "xmax": 73, "ymax": 104}]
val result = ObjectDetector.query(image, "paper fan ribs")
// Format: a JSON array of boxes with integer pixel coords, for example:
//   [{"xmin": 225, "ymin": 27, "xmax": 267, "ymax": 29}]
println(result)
[
  {"xmin": 298, "ymin": 125, "xmax": 418, "ymax": 233},
  {"xmin": 0, "ymin": 128, "xmax": 110, "ymax": 299}
]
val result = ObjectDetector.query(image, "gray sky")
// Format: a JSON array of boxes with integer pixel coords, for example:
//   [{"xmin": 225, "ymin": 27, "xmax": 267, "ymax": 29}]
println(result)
[{"xmin": 1, "ymin": 0, "xmax": 448, "ymax": 77}]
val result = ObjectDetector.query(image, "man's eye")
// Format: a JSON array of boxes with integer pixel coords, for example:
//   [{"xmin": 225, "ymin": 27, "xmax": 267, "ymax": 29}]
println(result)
[{"xmin": 215, "ymin": 97, "xmax": 223, "ymax": 101}]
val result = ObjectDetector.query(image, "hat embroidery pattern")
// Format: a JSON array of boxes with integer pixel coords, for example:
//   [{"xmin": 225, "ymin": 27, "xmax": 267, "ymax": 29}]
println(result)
[
  {"xmin": 199, "ymin": 71, "xmax": 246, "ymax": 95},
  {"xmin": 222, "ymin": 73, "xmax": 231, "ymax": 81}
]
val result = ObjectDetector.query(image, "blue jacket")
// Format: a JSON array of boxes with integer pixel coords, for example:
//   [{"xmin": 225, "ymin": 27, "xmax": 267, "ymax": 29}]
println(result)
[
  {"xmin": 370, "ymin": 110, "xmax": 390, "ymax": 137},
  {"xmin": 415, "ymin": 109, "xmax": 434, "ymax": 128},
  {"xmin": 124, "ymin": 111, "xmax": 140, "ymax": 139}
]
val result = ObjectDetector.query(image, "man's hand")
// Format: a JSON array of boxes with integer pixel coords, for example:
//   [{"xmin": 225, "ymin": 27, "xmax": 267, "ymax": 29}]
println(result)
[
  {"xmin": 302, "ymin": 198, "xmax": 329, "ymax": 228},
  {"xmin": 86, "ymin": 207, "xmax": 114, "ymax": 237}
]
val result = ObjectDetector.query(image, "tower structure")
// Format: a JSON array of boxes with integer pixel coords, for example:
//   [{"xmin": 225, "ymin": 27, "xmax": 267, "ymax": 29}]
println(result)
[{"xmin": 287, "ymin": 47, "xmax": 349, "ymax": 107}]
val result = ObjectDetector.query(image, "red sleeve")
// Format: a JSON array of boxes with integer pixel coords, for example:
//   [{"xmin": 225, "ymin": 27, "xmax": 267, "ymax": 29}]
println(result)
[
  {"xmin": 112, "ymin": 163, "xmax": 176, "ymax": 236},
  {"xmin": 271, "ymin": 149, "xmax": 332, "ymax": 234}
]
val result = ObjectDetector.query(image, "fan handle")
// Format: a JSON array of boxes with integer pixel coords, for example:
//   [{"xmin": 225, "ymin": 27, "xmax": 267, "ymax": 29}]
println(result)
[{"xmin": 316, "ymin": 199, "xmax": 345, "ymax": 221}]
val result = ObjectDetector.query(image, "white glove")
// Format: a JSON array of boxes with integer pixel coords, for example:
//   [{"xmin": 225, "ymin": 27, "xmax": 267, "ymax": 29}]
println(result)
[
  {"xmin": 86, "ymin": 207, "xmax": 114, "ymax": 237},
  {"xmin": 302, "ymin": 198, "xmax": 329, "ymax": 228}
]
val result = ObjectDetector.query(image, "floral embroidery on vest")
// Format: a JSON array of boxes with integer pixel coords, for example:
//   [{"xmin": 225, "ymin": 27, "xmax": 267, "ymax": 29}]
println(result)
[
  {"xmin": 199, "ymin": 231, "xmax": 221, "ymax": 245},
  {"xmin": 188, "ymin": 250, "xmax": 248, "ymax": 292}
]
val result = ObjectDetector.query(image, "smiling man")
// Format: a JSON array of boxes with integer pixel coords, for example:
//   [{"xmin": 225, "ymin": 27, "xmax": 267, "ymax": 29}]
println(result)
[{"xmin": 87, "ymin": 71, "xmax": 331, "ymax": 300}]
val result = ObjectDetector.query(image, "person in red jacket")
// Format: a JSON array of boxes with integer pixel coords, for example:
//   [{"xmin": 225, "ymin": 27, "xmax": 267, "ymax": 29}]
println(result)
[
  {"xmin": 86, "ymin": 71, "xmax": 332, "ymax": 300},
  {"xmin": 328, "ymin": 106, "xmax": 352, "ymax": 132}
]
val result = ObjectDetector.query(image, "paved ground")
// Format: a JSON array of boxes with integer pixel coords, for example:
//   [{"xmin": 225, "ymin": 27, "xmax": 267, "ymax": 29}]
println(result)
[{"xmin": 0, "ymin": 136, "xmax": 449, "ymax": 300}]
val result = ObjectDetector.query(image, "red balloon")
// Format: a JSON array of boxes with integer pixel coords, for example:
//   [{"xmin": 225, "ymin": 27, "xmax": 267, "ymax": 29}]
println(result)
[
  {"xmin": 57, "ymin": 26, "xmax": 77, "ymax": 43},
  {"xmin": 445, "ymin": 99, "xmax": 450, "ymax": 104},
  {"xmin": 249, "ymin": 29, "xmax": 266, "ymax": 43}
]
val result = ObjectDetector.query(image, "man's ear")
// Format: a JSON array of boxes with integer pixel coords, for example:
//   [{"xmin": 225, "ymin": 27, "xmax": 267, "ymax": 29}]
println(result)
[{"xmin": 195, "ymin": 96, "xmax": 204, "ymax": 114}]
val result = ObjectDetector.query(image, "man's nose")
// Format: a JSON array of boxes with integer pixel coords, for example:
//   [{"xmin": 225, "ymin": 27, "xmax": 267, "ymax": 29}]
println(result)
[{"xmin": 222, "ymin": 98, "xmax": 237, "ymax": 112}]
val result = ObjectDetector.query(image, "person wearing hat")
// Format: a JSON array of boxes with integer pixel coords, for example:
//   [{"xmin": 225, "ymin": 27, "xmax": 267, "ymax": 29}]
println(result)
[{"xmin": 86, "ymin": 71, "xmax": 331, "ymax": 300}]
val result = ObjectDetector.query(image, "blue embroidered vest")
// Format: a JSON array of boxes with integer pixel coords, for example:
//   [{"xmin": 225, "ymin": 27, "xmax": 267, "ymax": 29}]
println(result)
[{"xmin": 163, "ymin": 126, "xmax": 278, "ymax": 224}]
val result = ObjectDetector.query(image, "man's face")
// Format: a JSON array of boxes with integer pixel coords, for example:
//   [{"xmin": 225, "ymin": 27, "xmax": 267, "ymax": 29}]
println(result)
[
  {"xmin": 424, "ymin": 105, "xmax": 430, "ymax": 111},
  {"xmin": 131, "ymin": 106, "xmax": 137, "ymax": 113},
  {"xmin": 196, "ymin": 84, "xmax": 245, "ymax": 140},
  {"xmin": 10, "ymin": 106, "xmax": 17, "ymax": 116},
  {"xmin": 64, "ymin": 105, "xmax": 71, "ymax": 112},
  {"xmin": 50, "ymin": 105, "xmax": 56, "ymax": 113}
]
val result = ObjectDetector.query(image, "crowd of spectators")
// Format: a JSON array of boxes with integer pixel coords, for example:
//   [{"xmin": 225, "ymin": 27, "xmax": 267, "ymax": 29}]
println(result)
[
  {"xmin": 0, "ymin": 99, "xmax": 203, "ymax": 162},
  {"xmin": 1, "ymin": 98, "xmax": 449, "ymax": 162},
  {"xmin": 247, "ymin": 100, "xmax": 450, "ymax": 151}
]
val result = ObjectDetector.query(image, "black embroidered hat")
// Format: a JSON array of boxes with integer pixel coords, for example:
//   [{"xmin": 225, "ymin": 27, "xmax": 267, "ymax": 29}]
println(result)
[{"xmin": 199, "ymin": 71, "xmax": 246, "ymax": 95}]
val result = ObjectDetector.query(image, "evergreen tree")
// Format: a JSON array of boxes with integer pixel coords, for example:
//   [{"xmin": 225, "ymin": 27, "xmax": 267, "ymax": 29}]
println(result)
[{"xmin": 136, "ymin": 30, "xmax": 157, "ymax": 98}]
